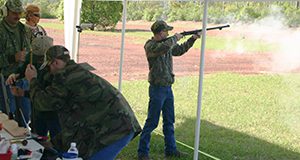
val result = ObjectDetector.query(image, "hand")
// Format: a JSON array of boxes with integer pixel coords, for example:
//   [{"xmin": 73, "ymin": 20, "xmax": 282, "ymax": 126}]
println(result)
[
  {"xmin": 192, "ymin": 32, "xmax": 201, "ymax": 39},
  {"xmin": 10, "ymin": 86, "xmax": 24, "ymax": 97},
  {"xmin": 25, "ymin": 64, "xmax": 37, "ymax": 82},
  {"xmin": 6, "ymin": 73, "xmax": 19, "ymax": 85},
  {"xmin": 15, "ymin": 49, "xmax": 26, "ymax": 62},
  {"xmin": 175, "ymin": 33, "xmax": 183, "ymax": 41}
]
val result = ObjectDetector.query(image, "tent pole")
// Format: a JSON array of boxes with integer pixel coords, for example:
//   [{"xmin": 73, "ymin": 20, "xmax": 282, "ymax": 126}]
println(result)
[
  {"xmin": 63, "ymin": 0, "xmax": 81, "ymax": 62},
  {"xmin": 75, "ymin": 0, "xmax": 82, "ymax": 63},
  {"xmin": 193, "ymin": 0, "xmax": 208, "ymax": 159},
  {"xmin": 118, "ymin": 0, "xmax": 127, "ymax": 92}
]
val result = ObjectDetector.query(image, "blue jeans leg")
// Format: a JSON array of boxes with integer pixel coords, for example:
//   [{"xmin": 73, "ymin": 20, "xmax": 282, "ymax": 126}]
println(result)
[
  {"xmin": 89, "ymin": 132, "xmax": 134, "ymax": 160},
  {"xmin": 162, "ymin": 87, "xmax": 176, "ymax": 153},
  {"xmin": 138, "ymin": 85, "xmax": 173, "ymax": 156},
  {"xmin": 16, "ymin": 79, "xmax": 31, "ymax": 123},
  {"xmin": 0, "ymin": 83, "xmax": 16, "ymax": 114}
]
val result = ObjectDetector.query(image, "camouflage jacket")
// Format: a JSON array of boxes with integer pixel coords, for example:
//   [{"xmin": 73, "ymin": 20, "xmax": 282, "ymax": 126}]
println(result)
[
  {"xmin": 145, "ymin": 35, "xmax": 196, "ymax": 86},
  {"xmin": 29, "ymin": 60, "xmax": 142, "ymax": 159},
  {"xmin": 22, "ymin": 55, "xmax": 58, "ymax": 127},
  {"xmin": 0, "ymin": 18, "xmax": 32, "ymax": 77}
]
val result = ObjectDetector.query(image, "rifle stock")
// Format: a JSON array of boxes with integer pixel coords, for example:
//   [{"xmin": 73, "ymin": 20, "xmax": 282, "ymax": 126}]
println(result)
[{"xmin": 180, "ymin": 24, "xmax": 230, "ymax": 36}]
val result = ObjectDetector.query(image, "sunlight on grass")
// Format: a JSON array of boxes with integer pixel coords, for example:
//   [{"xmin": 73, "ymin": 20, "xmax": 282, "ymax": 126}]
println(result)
[{"xmin": 118, "ymin": 73, "xmax": 300, "ymax": 160}]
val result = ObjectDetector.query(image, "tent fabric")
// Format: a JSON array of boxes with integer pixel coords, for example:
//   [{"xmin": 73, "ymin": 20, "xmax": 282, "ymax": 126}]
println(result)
[{"xmin": 64, "ymin": 0, "xmax": 82, "ymax": 62}]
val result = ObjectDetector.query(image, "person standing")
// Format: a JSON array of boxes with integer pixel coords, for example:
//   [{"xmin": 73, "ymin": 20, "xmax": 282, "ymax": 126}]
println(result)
[
  {"xmin": 25, "ymin": 45, "xmax": 142, "ymax": 160},
  {"xmin": 25, "ymin": 4, "xmax": 46, "ymax": 38},
  {"xmin": 137, "ymin": 20, "xmax": 201, "ymax": 160},
  {"xmin": 7, "ymin": 36, "xmax": 61, "ymax": 139},
  {"xmin": 0, "ymin": 0, "xmax": 32, "ymax": 125}
]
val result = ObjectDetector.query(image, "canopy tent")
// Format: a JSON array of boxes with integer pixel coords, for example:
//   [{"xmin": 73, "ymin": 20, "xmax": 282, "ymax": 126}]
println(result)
[{"xmin": 63, "ymin": 0, "xmax": 286, "ymax": 159}]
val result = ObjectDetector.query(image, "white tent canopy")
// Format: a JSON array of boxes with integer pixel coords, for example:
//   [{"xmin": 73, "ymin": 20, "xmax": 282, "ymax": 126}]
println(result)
[{"xmin": 63, "ymin": 0, "xmax": 289, "ymax": 159}]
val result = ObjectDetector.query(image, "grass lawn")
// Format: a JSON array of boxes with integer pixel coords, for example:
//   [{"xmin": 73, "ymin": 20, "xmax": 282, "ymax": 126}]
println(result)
[
  {"xmin": 117, "ymin": 73, "xmax": 300, "ymax": 160},
  {"xmin": 39, "ymin": 20, "xmax": 298, "ymax": 159}
]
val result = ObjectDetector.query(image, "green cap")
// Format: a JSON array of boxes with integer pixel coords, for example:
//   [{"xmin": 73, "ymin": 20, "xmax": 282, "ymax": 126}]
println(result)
[
  {"xmin": 5, "ymin": 0, "xmax": 24, "ymax": 13},
  {"xmin": 39, "ymin": 45, "xmax": 70, "ymax": 70},
  {"xmin": 151, "ymin": 20, "xmax": 173, "ymax": 34},
  {"xmin": 32, "ymin": 36, "xmax": 54, "ymax": 56}
]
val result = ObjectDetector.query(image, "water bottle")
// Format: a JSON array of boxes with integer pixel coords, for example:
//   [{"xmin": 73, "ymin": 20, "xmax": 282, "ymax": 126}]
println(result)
[{"xmin": 67, "ymin": 142, "xmax": 79, "ymax": 157}]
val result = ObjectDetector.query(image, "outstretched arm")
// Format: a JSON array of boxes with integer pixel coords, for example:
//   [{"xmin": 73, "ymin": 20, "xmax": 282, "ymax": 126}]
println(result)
[{"xmin": 170, "ymin": 32, "xmax": 201, "ymax": 56}]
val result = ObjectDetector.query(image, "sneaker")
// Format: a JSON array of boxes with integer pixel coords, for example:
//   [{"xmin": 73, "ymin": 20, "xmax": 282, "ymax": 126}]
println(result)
[
  {"xmin": 165, "ymin": 150, "xmax": 188, "ymax": 158},
  {"xmin": 138, "ymin": 154, "xmax": 151, "ymax": 160}
]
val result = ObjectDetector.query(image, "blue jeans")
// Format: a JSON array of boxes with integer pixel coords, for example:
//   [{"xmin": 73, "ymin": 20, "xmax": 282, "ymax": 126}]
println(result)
[
  {"xmin": 89, "ymin": 131, "xmax": 134, "ymax": 160},
  {"xmin": 0, "ymin": 78, "xmax": 31, "ymax": 125},
  {"xmin": 16, "ymin": 79, "xmax": 31, "ymax": 124},
  {"xmin": 138, "ymin": 85, "xmax": 176, "ymax": 156},
  {"xmin": 35, "ymin": 112, "xmax": 61, "ymax": 139},
  {"xmin": 0, "ymin": 83, "xmax": 16, "ymax": 114}
]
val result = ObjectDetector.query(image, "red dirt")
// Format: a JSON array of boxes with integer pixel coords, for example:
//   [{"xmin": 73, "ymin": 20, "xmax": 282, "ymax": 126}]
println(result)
[{"xmin": 42, "ymin": 19, "xmax": 300, "ymax": 83}]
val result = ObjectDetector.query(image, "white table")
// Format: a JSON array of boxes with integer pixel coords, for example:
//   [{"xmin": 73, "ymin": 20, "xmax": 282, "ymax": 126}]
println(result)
[{"xmin": 0, "ymin": 129, "xmax": 44, "ymax": 159}]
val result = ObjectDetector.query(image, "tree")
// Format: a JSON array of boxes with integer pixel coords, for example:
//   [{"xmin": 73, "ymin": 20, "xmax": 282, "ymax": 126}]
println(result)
[
  {"xmin": 81, "ymin": 0, "xmax": 122, "ymax": 30},
  {"xmin": 0, "ymin": 0, "xmax": 5, "ymax": 18},
  {"xmin": 0, "ymin": 0, "xmax": 5, "ymax": 6},
  {"xmin": 23, "ymin": 0, "xmax": 61, "ymax": 18}
]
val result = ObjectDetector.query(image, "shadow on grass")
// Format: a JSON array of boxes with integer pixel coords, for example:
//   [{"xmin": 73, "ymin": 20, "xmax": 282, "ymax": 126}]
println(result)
[{"xmin": 117, "ymin": 118, "xmax": 300, "ymax": 160}]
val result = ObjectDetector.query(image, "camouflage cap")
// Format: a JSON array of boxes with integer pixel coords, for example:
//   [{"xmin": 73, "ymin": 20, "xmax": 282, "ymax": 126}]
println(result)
[
  {"xmin": 5, "ymin": 0, "xmax": 24, "ymax": 13},
  {"xmin": 32, "ymin": 36, "xmax": 54, "ymax": 56},
  {"xmin": 151, "ymin": 20, "xmax": 173, "ymax": 34},
  {"xmin": 39, "ymin": 45, "xmax": 70, "ymax": 70}
]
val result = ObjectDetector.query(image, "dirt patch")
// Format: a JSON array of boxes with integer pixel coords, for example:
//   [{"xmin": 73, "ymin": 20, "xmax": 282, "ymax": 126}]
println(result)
[{"xmin": 42, "ymin": 19, "xmax": 299, "ymax": 83}]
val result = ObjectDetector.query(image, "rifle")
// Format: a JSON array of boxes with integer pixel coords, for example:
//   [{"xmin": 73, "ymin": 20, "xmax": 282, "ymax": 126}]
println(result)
[
  {"xmin": 180, "ymin": 24, "xmax": 230, "ymax": 36},
  {"xmin": 157, "ymin": 24, "xmax": 230, "ymax": 42}
]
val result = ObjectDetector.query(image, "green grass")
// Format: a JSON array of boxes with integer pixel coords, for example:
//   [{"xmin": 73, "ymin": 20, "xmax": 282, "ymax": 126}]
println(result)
[
  {"xmin": 117, "ymin": 73, "xmax": 300, "ymax": 160},
  {"xmin": 39, "ymin": 22, "xmax": 64, "ymax": 30},
  {"xmin": 39, "ymin": 21, "xmax": 299, "ymax": 159}
]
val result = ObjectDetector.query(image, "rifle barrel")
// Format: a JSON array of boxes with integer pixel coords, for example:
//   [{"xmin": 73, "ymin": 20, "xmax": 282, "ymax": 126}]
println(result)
[
  {"xmin": 180, "ymin": 24, "xmax": 230, "ymax": 36},
  {"xmin": 157, "ymin": 24, "xmax": 230, "ymax": 42}
]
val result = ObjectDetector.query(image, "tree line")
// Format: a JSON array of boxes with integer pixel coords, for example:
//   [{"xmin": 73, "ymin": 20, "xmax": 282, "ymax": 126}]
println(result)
[{"xmin": 1, "ymin": 0, "xmax": 299, "ymax": 29}]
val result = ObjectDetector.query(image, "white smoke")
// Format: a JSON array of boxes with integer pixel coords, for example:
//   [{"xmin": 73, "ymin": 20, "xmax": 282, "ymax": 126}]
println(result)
[
  {"xmin": 227, "ymin": 5, "xmax": 300, "ymax": 73},
  {"xmin": 225, "ymin": 5, "xmax": 300, "ymax": 136}
]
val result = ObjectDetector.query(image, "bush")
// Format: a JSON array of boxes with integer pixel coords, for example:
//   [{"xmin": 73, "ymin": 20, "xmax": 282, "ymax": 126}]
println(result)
[{"xmin": 81, "ymin": 0, "xmax": 122, "ymax": 30}]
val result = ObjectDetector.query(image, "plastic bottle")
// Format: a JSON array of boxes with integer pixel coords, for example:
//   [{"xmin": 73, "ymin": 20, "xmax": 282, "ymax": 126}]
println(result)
[
  {"xmin": 11, "ymin": 143, "xmax": 18, "ymax": 160},
  {"xmin": 67, "ymin": 142, "xmax": 79, "ymax": 157}
]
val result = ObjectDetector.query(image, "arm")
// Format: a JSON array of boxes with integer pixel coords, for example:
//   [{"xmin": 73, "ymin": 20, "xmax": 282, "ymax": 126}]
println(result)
[
  {"xmin": 26, "ymin": 65, "xmax": 67, "ymax": 112},
  {"xmin": 30, "ymin": 78, "xmax": 67, "ymax": 112},
  {"xmin": 6, "ymin": 54, "xmax": 31, "ymax": 85},
  {"xmin": 170, "ymin": 36, "xmax": 198, "ymax": 56},
  {"xmin": 145, "ymin": 36, "xmax": 178, "ymax": 58}
]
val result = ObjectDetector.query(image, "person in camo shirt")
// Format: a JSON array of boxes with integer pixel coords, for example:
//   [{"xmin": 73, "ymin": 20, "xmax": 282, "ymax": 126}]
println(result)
[
  {"xmin": 7, "ymin": 36, "xmax": 61, "ymax": 140},
  {"xmin": 25, "ymin": 45, "xmax": 141, "ymax": 160},
  {"xmin": 0, "ymin": 0, "xmax": 32, "ymax": 125},
  {"xmin": 137, "ymin": 20, "xmax": 201, "ymax": 160}
]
